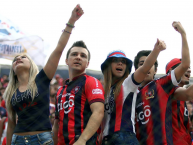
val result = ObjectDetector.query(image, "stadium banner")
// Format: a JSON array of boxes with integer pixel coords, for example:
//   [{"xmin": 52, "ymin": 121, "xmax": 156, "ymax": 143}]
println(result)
[
  {"xmin": 0, "ymin": 15, "xmax": 46, "ymax": 66},
  {"xmin": 0, "ymin": 14, "xmax": 25, "ymax": 41},
  {"xmin": 0, "ymin": 35, "xmax": 46, "ymax": 66}
]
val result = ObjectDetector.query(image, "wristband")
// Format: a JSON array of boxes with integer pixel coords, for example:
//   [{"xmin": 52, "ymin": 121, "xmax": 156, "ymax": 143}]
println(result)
[
  {"xmin": 66, "ymin": 23, "xmax": 75, "ymax": 28},
  {"xmin": 62, "ymin": 29, "xmax": 71, "ymax": 34}
]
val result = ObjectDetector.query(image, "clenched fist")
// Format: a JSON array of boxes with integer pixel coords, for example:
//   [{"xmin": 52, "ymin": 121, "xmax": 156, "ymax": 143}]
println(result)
[
  {"xmin": 172, "ymin": 21, "xmax": 186, "ymax": 35},
  {"xmin": 154, "ymin": 39, "xmax": 166, "ymax": 51}
]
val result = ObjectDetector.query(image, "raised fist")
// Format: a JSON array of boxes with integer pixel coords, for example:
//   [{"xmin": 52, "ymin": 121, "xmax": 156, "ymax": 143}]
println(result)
[
  {"xmin": 172, "ymin": 21, "xmax": 186, "ymax": 35},
  {"xmin": 70, "ymin": 4, "xmax": 84, "ymax": 23},
  {"xmin": 154, "ymin": 39, "xmax": 166, "ymax": 51}
]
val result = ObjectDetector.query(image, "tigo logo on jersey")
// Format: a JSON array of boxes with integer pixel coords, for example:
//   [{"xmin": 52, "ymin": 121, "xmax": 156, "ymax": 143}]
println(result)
[
  {"xmin": 57, "ymin": 95, "xmax": 75, "ymax": 114},
  {"xmin": 92, "ymin": 89, "xmax": 103, "ymax": 94},
  {"xmin": 137, "ymin": 105, "xmax": 151, "ymax": 124}
]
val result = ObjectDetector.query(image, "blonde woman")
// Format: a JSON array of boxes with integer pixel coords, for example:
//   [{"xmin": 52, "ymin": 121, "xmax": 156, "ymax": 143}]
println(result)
[
  {"xmin": 100, "ymin": 39, "xmax": 166, "ymax": 145},
  {"xmin": 3, "ymin": 4, "xmax": 84, "ymax": 145}
]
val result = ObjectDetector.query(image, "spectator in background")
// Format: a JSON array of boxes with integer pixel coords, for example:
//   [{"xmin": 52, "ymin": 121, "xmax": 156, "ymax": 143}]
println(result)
[
  {"xmin": 0, "ymin": 88, "xmax": 5, "ymax": 107},
  {"xmin": 98, "ymin": 77, "xmax": 104, "ymax": 87},
  {"xmin": 0, "ymin": 82, "xmax": 2, "ymax": 88},
  {"xmin": 0, "ymin": 81, "xmax": 7, "ymax": 109},
  {"xmin": 50, "ymin": 84, "xmax": 56, "ymax": 106},
  {"xmin": 2, "ymin": 79, "xmax": 9, "ymax": 88},
  {"xmin": 0, "ymin": 107, "xmax": 7, "ymax": 144},
  {"xmin": 0, "ymin": 92, "xmax": 2, "ymax": 106},
  {"xmin": 1, "ymin": 99, "xmax": 6, "ymax": 109},
  {"xmin": 0, "ymin": 87, "xmax": 5, "ymax": 97},
  {"xmin": 49, "ymin": 107, "xmax": 55, "ymax": 127},
  {"xmin": 0, "ymin": 75, "xmax": 8, "ymax": 84},
  {"xmin": 55, "ymin": 74, "xmax": 64, "ymax": 86},
  {"xmin": 53, "ymin": 81, "xmax": 60, "ymax": 93}
]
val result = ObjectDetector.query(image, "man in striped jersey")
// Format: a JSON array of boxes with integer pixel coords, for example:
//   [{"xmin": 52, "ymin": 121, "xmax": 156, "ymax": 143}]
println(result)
[
  {"xmin": 166, "ymin": 58, "xmax": 191, "ymax": 145},
  {"xmin": 52, "ymin": 5, "xmax": 105, "ymax": 145},
  {"xmin": 53, "ymin": 40, "xmax": 105, "ymax": 145},
  {"xmin": 134, "ymin": 21, "xmax": 193, "ymax": 145}
]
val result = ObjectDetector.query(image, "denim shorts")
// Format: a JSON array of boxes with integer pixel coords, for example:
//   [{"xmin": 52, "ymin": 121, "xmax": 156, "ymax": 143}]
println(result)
[
  {"xmin": 11, "ymin": 131, "xmax": 54, "ymax": 145},
  {"xmin": 102, "ymin": 131, "xmax": 140, "ymax": 145}
]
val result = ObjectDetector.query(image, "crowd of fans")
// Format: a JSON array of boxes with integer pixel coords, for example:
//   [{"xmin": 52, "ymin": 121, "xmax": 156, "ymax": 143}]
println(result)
[{"xmin": 0, "ymin": 73, "xmax": 193, "ymax": 144}]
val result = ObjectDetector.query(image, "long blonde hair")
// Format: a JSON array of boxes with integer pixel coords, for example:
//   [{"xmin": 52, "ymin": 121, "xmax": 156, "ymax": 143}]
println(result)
[
  {"xmin": 103, "ymin": 62, "xmax": 129, "ymax": 99},
  {"xmin": 3, "ymin": 54, "xmax": 39, "ymax": 120}
]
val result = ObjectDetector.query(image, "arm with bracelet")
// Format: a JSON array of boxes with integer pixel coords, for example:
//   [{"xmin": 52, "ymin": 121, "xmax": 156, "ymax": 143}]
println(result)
[
  {"xmin": 44, "ymin": 4, "xmax": 84, "ymax": 80},
  {"xmin": 52, "ymin": 4, "xmax": 84, "ymax": 145}
]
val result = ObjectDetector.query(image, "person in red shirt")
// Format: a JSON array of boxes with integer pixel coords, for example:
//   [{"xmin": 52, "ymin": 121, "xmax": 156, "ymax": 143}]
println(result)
[
  {"xmin": 100, "ymin": 38, "xmax": 166, "ymax": 145},
  {"xmin": 1, "ymin": 100, "xmax": 5, "ymax": 109},
  {"xmin": 166, "ymin": 58, "xmax": 191, "ymax": 145},
  {"xmin": 55, "ymin": 74, "xmax": 64, "ymax": 86},
  {"xmin": 52, "ymin": 5, "xmax": 105, "ymax": 145},
  {"xmin": 134, "ymin": 21, "xmax": 193, "ymax": 145}
]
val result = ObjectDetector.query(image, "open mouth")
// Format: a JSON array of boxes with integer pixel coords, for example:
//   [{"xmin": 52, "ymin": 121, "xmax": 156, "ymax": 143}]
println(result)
[
  {"xmin": 74, "ymin": 62, "xmax": 81, "ymax": 65},
  {"xmin": 16, "ymin": 61, "xmax": 23, "ymax": 65},
  {"xmin": 185, "ymin": 74, "xmax": 190, "ymax": 79},
  {"xmin": 116, "ymin": 68, "xmax": 123, "ymax": 71}
]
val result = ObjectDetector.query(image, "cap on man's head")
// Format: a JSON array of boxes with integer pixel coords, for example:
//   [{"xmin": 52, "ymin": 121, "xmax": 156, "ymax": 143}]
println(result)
[
  {"xmin": 165, "ymin": 58, "xmax": 181, "ymax": 74},
  {"xmin": 101, "ymin": 50, "xmax": 133, "ymax": 73}
]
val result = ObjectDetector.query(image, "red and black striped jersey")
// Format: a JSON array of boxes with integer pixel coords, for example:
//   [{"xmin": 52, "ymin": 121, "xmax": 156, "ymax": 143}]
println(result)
[
  {"xmin": 136, "ymin": 70, "xmax": 179, "ymax": 145},
  {"xmin": 172, "ymin": 100, "xmax": 191, "ymax": 145},
  {"xmin": 55, "ymin": 74, "xmax": 105, "ymax": 145},
  {"xmin": 103, "ymin": 73, "xmax": 140, "ymax": 137}
]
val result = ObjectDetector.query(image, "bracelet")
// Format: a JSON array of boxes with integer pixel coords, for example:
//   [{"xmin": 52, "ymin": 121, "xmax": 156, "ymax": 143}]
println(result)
[
  {"xmin": 62, "ymin": 29, "xmax": 71, "ymax": 34},
  {"xmin": 66, "ymin": 23, "xmax": 75, "ymax": 28}
]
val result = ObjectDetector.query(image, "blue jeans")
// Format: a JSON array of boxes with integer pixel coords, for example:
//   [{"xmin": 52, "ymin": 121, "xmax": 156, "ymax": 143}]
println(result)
[
  {"xmin": 102, "ymin": 131, "xmax": 140, "ymax": 145},
  {"xmin": 11, "ymin": 132, "xmax": 54, "ymax": 145}
]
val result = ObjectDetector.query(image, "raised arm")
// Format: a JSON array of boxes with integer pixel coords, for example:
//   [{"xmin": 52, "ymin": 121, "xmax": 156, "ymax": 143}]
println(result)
[
  {"xmin": 133, "ymin": 39, "xmax": 166, "ymax": 83},
  {"xmin": 174, "ymin": 84, "xmax": 193, "ymax": 101},
  {"xmin": 172, "ymin": 22, "xmax": 190, "ymax": 81},
  {"xmin": 43, "ymin": 4, "xmax": 84, "ymax": 79}
]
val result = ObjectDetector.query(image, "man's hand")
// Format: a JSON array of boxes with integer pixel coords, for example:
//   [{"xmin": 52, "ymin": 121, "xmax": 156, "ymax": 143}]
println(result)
[
  {"xmin": 172, "ymin": 21, "xmax": 186, "ymax": 35},
  {"xmin": 73, "ymin": 136, "xmax": 86, "ymax": 145},
  {"xmin": 70, "ymin": 4, "xmax": 84, "ymax": 23},
  {"xmin": 154, "ymin": 39, "xmax": 166, "ymax": 51}
]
